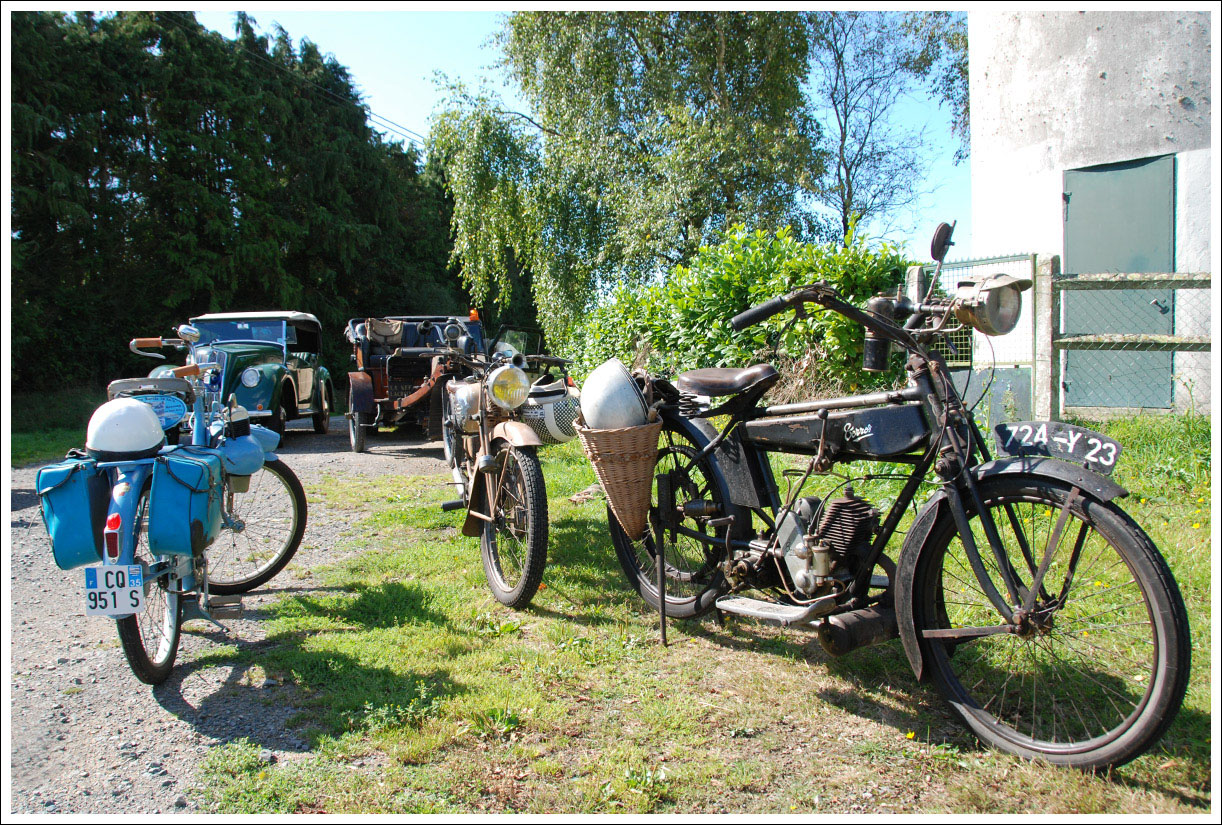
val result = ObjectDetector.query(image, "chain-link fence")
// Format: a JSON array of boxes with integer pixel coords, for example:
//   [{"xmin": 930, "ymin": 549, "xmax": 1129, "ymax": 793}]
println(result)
[
  {"xmin": 912, "ymin": 255, "xmax": 1038, "ymax": 427},
  {"xmin": 1050, "ymin": 272, "xmax": 1211, "ymax": 417}
]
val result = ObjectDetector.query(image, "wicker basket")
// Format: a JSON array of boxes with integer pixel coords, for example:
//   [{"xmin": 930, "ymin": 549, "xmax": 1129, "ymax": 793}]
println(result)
[{"xmin": 576, "ymin": 417, "xmax": 663, "ymax": 541}]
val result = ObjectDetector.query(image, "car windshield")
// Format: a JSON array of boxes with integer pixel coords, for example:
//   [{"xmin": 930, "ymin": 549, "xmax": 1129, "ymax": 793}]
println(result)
[{"xmin": 194, "ymin": 320, "xmax": 289, "ymax": 346}]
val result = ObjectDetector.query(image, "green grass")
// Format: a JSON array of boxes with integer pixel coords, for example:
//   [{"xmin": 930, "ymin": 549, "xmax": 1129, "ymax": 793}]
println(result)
[
  {"xmin": 11, "ymin": 387, "xmax": 108, "ymax": 466},
  {"xmin": 189, "ymin": 412, "xmax": 1210, "ymax": 814}
]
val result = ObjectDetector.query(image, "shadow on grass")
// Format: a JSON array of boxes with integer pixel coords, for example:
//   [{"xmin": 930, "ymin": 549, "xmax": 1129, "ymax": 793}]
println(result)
[{"xmin": 153, "ymin": 580, "xmax": 465, "ymax": 749}]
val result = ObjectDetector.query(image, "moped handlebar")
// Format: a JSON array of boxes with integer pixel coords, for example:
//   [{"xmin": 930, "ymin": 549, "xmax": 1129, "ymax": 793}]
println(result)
[{"xmin": 730, "ymin": 295, "xmax": 794, "ymax": 332}]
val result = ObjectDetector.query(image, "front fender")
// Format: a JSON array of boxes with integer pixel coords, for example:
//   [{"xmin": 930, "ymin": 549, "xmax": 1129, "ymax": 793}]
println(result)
[
  {"xmin": 491, "ymin": 420, "xmax": 544, "ymax": 448},
  {"xmin": 894, "ymin": 457, "xmax": 1126, "ymax": 681},
  {"xmin": 348, "ymin": 371, "xmax": 375, "ymax": 415}
]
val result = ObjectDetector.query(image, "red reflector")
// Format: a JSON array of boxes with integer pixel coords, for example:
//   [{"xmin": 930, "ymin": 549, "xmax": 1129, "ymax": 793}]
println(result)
[
  {"xmin": 106, "ymin": 513, "xmax": 121, "ymax": 531},
  {"xmin": 566, "ymin": 376, "xmax": 576, "ymax": 387},
  {"xmin": 104, "ymin": 531, "xmax": 119, "ymax": 559}
]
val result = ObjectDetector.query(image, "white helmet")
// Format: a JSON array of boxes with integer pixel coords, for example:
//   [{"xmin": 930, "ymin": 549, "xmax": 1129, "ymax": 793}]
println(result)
[
  {"xmin": 86, "ymin": 398, "xmax": 165, "ymax": 461},
  {"xmin": 580, "ymin": 359, "xmax": 647, "ymax": 430},
  {"xmin": 521, "ymin": 377, "xmax": 580, "ymax": 444}
]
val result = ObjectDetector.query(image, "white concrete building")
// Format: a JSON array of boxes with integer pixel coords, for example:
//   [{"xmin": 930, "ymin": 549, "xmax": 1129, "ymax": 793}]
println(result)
[{"xmin": 968, "ymin": 10, "xmax": 1211, "ymax": 415}]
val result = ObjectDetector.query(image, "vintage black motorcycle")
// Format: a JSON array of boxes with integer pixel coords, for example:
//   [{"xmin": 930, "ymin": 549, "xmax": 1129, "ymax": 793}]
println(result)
[{"xmin": 606, "ymin": 223, "xmax": 1189, "ymax": 770}]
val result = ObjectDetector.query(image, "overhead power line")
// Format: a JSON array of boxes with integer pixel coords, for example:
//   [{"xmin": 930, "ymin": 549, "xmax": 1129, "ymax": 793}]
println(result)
[{"xmin": 160, "ymin": 10, "xmax": 429, "ymax": 150}]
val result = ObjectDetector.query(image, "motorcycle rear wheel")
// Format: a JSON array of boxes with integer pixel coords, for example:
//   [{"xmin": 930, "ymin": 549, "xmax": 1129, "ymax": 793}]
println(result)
[
  {"xmin": 480, "ymin": 446, "xmax": 548, "ymax": 608},
  {"xmin": 608, "ymin": 422, "xmax": 731, "ymax": 620},
  {"xmin": 912, "ymin": 475, "xmax": 1190, "ymax": 769},
  {"xmin": 117, "ymin": 489, "xmax": 183, "ymax": 685}
]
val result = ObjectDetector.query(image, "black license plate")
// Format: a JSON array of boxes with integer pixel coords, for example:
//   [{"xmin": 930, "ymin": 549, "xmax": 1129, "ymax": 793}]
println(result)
[{"xmin": 993, "ymin": 421, "xmax": 1122, "ymax": 475}]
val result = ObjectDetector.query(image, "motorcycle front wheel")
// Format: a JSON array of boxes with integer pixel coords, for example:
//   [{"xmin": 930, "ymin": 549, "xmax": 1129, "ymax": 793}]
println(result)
[
  {"xmin": 912, "ymin": 475, "xmax": 1190, "ymax": 770},
  {"xmin": 207, "ymin": 459, "xmax": 308, "ymax": 595},
  {"xmin": 607, "ymin": 422, "xmax": 731, "ymax": 620},
  {"xmin": 480, "ymin": 446, "xmax": 547, "ymax": 608},
  {"xmin": 117, "ymin": 489, "xmax": 183, "ymax": 685}
]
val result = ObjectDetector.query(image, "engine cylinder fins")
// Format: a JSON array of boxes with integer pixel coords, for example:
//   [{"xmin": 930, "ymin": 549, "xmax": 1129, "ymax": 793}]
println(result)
[{"xmin": 812, "ymin": 492, "xmax": 879, "ymax": 558}]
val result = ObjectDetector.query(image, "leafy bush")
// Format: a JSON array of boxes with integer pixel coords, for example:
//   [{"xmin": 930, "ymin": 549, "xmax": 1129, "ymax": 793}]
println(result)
[{"xmin": 573, "ymin": 226, "xmax": 913, "ymax": 392}]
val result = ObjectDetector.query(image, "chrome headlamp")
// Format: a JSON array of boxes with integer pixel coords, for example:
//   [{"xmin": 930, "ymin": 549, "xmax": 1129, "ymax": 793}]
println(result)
[
  {"xmin": 954, "ymin": 274, "xmax": 1033, "ymax": 336},
  {"xmin": 240, "ymin": 368, "xmax": 261, "ymax": 388},
  {"xmin": 488, "ymin": 365, "xmax": 530, "ymax": 410}
]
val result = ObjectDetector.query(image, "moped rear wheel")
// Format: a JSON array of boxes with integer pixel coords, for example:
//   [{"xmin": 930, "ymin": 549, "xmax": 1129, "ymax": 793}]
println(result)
[
  {"xmin": 911, "ymin": 475, "xmax": 1190, "ymax": 769},
  {"xmin": 117, "ymin": 490, "xmax": 182, "ymax": 685},
  {"xmin": 207, "ymin": 459, "xmax": 308, "ymax": 595},
  {"xmin": 480, "ymin": 446, "xmax": 547, "ymax": 608},
  {"xmin": 608, "ymin": 422, "xmax": 731, "ymax": 620}
]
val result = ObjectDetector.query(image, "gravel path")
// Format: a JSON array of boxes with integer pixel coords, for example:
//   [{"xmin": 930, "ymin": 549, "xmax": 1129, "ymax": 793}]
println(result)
[{"xmin": 8, "ymin": 420, "xmax": 449, "ymax": 814}]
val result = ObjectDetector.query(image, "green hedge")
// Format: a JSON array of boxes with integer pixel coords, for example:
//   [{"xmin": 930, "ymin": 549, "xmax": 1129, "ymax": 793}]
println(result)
[{"xmin": 573, "ymin": 226, "xmax": 913, "ymax": 392}]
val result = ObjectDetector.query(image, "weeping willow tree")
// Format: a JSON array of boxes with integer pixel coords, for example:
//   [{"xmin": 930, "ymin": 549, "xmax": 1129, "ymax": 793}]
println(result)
[{"xmin": 430, "ymin": 11, "xmax": 825, "ymax": 350}]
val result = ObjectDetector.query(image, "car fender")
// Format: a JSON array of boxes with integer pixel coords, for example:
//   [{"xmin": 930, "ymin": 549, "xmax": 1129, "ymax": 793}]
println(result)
[
  {"xmin": 316, "ymin": 366, "xmax": 333, "ymax": 408},
  {"xmin": 348, "ymin": 371, "xmax": 375, "ymax": 415},
  {"xmin": 894, "ymin": 457, "xmax": 1127, "ymax": 682}
]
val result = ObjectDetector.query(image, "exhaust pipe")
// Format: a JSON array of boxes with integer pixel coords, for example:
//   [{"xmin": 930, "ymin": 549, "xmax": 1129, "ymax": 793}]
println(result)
[{"xmin": 816, "ymin": 606, "xmax": 898, "ymax": 657}]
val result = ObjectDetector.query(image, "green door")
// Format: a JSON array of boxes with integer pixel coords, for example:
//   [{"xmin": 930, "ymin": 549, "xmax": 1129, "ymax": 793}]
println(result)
[{"xmin": 1063, "ymin": 156, "xmax": 1175, "ymax": 409}]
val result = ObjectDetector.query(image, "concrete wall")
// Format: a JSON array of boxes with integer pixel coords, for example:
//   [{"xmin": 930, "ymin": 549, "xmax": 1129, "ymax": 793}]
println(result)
[{"xmin": 969, "ymin": 10, "xmax": 1212, "ymax": 414}]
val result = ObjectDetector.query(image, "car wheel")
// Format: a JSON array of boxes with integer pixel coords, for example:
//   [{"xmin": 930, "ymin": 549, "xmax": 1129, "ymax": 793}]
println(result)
[
  {"xmin": 268, "ymin": 403, "xmax": 287, "ymax": 438},
  {"xmin": 312, "ymin": 386, "xmax": 331, "ymax": 435}
]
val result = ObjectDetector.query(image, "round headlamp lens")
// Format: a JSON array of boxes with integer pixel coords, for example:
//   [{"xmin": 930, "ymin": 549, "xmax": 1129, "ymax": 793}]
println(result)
[
  {"xmin": 489, "ymin": 365, "xmax": 530, "ymax": 410},
  {"xmin": 241, "ymin": 368, "xmax": 261, "ymax": 388}
]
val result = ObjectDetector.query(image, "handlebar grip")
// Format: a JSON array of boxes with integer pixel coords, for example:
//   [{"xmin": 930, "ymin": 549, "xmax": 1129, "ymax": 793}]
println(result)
[
  {"xmin": 169, "ymin": 364, "xmax": 200, "ymax": 378},
  {"xmin": 730, "ymin": 296, "xmax": 791, "ymax": 331},
  {"xmin": 132, "ymin": 337, "xmax": 163, "ymax": 348}
]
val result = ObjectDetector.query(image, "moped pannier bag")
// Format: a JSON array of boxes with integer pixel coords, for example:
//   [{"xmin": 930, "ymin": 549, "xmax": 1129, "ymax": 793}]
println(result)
[
  {"xmin": 149, "ymin": 449, "xmax": 223, "ymax": 555},
  {"xmin": 37, "ymin": 457, "xmax": 110, "ymax": 570}
]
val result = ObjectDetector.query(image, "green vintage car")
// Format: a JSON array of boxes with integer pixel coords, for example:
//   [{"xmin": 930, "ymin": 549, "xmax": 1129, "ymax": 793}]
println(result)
[{"xmin": 188, "ymin": 311, "xmax": 335, "ymax": 436}]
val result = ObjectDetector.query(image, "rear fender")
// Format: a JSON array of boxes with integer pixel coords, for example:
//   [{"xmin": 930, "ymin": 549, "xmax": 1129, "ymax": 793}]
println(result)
[{"xmin": 894, "ymin": 457, "xmax": 1127, "ymax": 681}]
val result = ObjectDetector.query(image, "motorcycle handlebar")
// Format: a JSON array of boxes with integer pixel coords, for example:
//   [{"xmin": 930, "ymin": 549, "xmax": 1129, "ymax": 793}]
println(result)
[
  {"xmin": 132, "ymin": 337, "xmax": 164, "ymax": 348},
  {"xmin": 730, "ymin": 295, "xmax": 794, "ymax": 331}
]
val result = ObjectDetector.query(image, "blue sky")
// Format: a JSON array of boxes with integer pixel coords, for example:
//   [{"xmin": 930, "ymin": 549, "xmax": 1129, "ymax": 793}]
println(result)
[{"xmin": 194, "ymin": 8, "xmax": 972, "ymax": 259}]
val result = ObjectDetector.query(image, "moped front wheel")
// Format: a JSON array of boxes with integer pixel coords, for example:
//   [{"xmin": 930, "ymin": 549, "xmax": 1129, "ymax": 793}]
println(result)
[
  {"xmin": 116, "ymin": 489, "xmax": 182, "ymax": 685},
  {"xmin": 911, "ymin": 475, "xmax": 1190, "ymax": 770},
  {"xmin": 608, "ymin": 422, "xmax": 731, "ymax": 620},
  {"xmin": 207, "ymin": 459, "xmax": 308, "ymax": 595},
  {"xmin": 480, "ymin": 445, "xmax": 547, "ymax": 608}
]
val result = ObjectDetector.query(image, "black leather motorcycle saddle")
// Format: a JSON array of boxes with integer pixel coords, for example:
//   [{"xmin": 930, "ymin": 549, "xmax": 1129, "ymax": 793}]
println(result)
[{"xmin": 676, "ymin": 364, "xmax": 779, "ymax": 398}]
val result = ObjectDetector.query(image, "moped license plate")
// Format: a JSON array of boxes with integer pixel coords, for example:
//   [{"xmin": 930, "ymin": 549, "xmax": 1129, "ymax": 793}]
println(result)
[
  {"xmin": 993, "ymin": 421, "xmax": 1122, "ymax": 475},
  {"xmin": 84, "ymin": 565, "xmax": 145, "ymax": 617}
]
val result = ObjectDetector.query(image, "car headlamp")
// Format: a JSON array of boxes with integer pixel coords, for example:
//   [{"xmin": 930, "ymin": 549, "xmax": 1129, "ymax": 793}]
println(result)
[
  {"xmin": 240, "ymin": 367, "xmax": 261, "ymax": 388},
  {"xmin": 488, "ymin": 365, "xmax": 530, "ymax": 410},
  {"xmin": 953, "ymin": 274, "xmax": 1033, "ymax": 336}
]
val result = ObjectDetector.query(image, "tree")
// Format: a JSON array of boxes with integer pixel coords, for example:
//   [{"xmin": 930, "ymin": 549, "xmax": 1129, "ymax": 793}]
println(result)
[
  {"xmin": 902, "ymin": 11, "xmax": 970, "ymax": 164},
  {"xmin": 431, "ymin": 11, "xmax": 825, "ymax": 349},
  {"xmin": 806, "ymin": 11, "xmax": 934, "ymax": 242}
]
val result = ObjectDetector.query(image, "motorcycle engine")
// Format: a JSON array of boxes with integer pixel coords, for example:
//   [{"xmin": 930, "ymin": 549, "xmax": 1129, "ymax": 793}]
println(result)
[
  {"xmin": 447, "ymin": 380, "xmax": 482, "ymax": 434},
  {"xmin": 779, "ymin": 489, "xmax": 879, "ymax": 596}
]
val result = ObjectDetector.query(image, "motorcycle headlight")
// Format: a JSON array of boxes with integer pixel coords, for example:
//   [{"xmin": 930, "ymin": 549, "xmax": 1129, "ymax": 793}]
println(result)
[
  {"xmin": 953, "ymin": 273, "xmax": 1033, "ymax": 336},
  {"xmin": 488, "ymin": 365, "xmax": 530, "ymax": 410},
  {"xmin": 240, "ymin": 368, "xmax": 261, "ymax": 388}
]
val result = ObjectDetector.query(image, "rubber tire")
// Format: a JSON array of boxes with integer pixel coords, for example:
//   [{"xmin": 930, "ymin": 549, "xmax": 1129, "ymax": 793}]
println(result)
[
  {"xmin": 480, "ymin": 446, "xmax": 548, "ymax": 608},
  {"xmin": 607, "ymin": 421, "xmax": 733, "ymax": 620},
  {"xmin": 267, "ymin": 402, "xmax": 287, "ymax": 439},
  {"xmin": 116, "ymin": 489, "xmax": 183, "ymax": 685},
  {"xmin": 912, "ymin": 475, "xmax": 1190, "ymax": 770},
  {"xmin": 207, "ymin": 459, "xmax": 308, "ymax": 595},
  {"xmin": 312, "ymin": 385, "xmax": 331, "ymax": 434},
  {"xmin": 348, "ymin": 386, "xmax": 367, "ymax": 453}
]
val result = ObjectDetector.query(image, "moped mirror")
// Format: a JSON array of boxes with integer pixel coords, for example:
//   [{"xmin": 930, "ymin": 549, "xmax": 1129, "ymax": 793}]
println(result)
[
  {"xmin": 177, "ymin": 324, "xmax": 201, "ymax": 343},
  {"xmin": 930, "ymin": 222, "xmax": 955, "ymax": 263}
]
